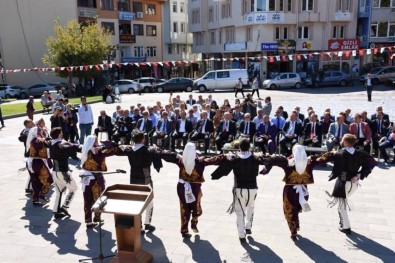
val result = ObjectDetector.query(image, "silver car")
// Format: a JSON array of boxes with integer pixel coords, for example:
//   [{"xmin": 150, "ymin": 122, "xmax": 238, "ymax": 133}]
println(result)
[
  {"xmin": 262, "ymin": 73, "xmax": 302, "ymax": 89},
  {"xmin": 113, "ymin": 79, "xmax": 141, "ymax": 94},
  {"xmin": 0, "ymin": 85, "xmax": 23, "ymax": 98},
  {"xmin": 359, "ymin": 66, "xmax": 395, "ymax": 85},
  {"xmin": 19, "ymin": 83, "xmax": 57, "ymax": 99}
]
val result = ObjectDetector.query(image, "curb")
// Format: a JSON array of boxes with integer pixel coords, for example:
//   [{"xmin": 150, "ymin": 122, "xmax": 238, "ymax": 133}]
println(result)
[{"xmin": 3, "ymin": 99, "xmax": 103, "ymax": 120}]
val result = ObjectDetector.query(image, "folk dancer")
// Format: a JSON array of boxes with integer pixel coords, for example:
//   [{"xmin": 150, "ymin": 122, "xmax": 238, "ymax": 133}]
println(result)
[
  {"xmin": 326, "ymin": 134, "xmax": 377, "ymax": 235},
  {"xmin": 49, "ymin": 127, "xmax": 80, "ymax": 219},
  {"xmin": 25, "ymin": 127, "xmax": 53, "ymax": 206},
  {"xmin": 116, "ymin": 132, "xmax": 163, "ymax": 233},
  {"xmin": 80, "ymin": 135, "xmax": 119, "ymax": 228},
  {"xmin": 211, "ymin": 139, "xmax": 266, "ymax": 243},
  {"xmin": 262, "ymin": 145, "xmax": 335, "ymax": 240},
  {"xmin": 161, "ymin": 143, "xmax": 225, "ymax": 238},
  {"xmin": 18, "ymin": 119, "xmax": 35, "ymax": 194}
]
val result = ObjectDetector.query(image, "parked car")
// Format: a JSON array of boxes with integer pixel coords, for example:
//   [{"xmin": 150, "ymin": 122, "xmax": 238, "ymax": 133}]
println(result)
[
  {"xmin": 134, "ymin": 77, "xmax": 167, "ymax": 93},
  {"xmin": 262, "ymin": 73, "xmax": 303, "ymax": 89},
  {"xmin": 0, "ymin": 84, "xmax": 23, "ymax": 98},
  {"xmin": 19, "ymin": 83, "xmax": 57, "ymax": 99},
  {"xmin": 47, "ymin": 82, "xmax": 69, "ymax": 96},
  {"xmin": 193, "ymin": 69, "xmax": 249, "ymax": 92},
  {"xmin": 113, "ymin": 79, "xmax": 141, "ymax": 94},
  {"xmin": 305, "ymin": 71, "xmax": 352, "ymax": 87},
  {"xmin": 360, "ymin": 62, "xmax": 383, "ymax": 75},
  {"xmin": 154, "ymin": 78, "xmax": 194, "ymax": 93},
  {"xmin": 359, "ymin": 66, "xmax": 395, "ymax": 85}
]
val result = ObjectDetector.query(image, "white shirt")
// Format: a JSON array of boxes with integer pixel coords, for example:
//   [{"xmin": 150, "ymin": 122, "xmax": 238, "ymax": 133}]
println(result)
[
  {"xmin": 366, "ymin": 77, "xmax": 372, "ymax": 86},
  {"xmin": 358, "ymin": 123, "xmax": 365, "ymax": 138},
  {"xmin": 179, "ymin": 119, "xmax": 186, "ymax": 133},
  {"xmin": 78, "ymin": 104, "xmax": 94, "ymax": 124}
]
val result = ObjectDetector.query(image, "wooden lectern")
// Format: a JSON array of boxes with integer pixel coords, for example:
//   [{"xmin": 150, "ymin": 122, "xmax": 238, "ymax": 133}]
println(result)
[{"xmin": 94, "ymin": 184, "xmax": 153, "ymax": 263}]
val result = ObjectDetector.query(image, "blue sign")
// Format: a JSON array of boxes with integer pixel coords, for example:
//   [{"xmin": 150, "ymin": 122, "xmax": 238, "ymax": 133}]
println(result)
[
  {"xmin": 261, "ymin": 42, "xmax": 278, "ymax": 51},
  {"xmin": 121, "ymin": 57, "xmax": 146, "ymax": 63},
  {"xmin": 119, "ymin": 11, "xmax": 135, "ymax": 21}
]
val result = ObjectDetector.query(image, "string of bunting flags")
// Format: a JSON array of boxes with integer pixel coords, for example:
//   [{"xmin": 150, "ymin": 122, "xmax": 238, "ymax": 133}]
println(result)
[{"xmin": 1, "ymin": 46, "xmax": 394, "ymax": 74}]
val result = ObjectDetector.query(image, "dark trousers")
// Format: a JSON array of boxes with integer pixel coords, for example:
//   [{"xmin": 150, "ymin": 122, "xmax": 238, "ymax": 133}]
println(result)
[
  {"xmin": 190, "ymin": 132, "xmax": 210, "ymax": 153},
  {"xmin": 68, "ymin": 126, "xmax": 78, "ymax": 143},
  {"xmin": 0, "ymin": 109, "xmax": 4, "ymax": 127},
  {"xmin": 177, "ymin": 182, "xmax": 202, "ymax": 234},
  {"xmin": 83, "ymin": 174, "xmax": 105, "ymax": 224},
  {"xmin": 94, "ymin": 128, "xmax": 113, "ymax": 141},
  {"xmin": 113, "ymin": 131, "xmax": 131, "ymax": 144},
  {"xmin": 251, "ymin": 89, "xmax": 260, "ymax": 98},
  {"xmin": 279, "ymin": 136, "xmax": 297, "ymax": 155},
  {"xmin": 215, "ymin": 132, "xmax": 232, "ymax": 152},
  {"xmin": 355, "ymin": 138, "xmax": 371, "ymax": 153},
  {"xmin": 171, "ymin": 132, "xmax": 188, "ymax": 150},
  {"xmin": 234, "ymin": 88, "xmax": 245, "ymax": 98},
  {"xmin": 366, "ymin": 85, "xmax": 373, "ymax": 101},
  {"xmin": 379, "ymin": 140, "xmax": 395, "ymax": 161},
  {"xmin": 255, "ymin": 137, "xmax": 276, "ymax": 154}
]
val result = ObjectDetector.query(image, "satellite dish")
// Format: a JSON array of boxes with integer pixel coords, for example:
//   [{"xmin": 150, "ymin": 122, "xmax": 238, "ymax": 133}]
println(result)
[{"xmin": 369, "ymin": 43, "xmax": 375, "ymax": 48}]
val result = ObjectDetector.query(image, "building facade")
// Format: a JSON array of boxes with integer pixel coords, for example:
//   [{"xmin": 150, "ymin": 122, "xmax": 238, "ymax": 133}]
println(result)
[{"xmin": 189, "ymin": 0, "xmax": 360, "ymax": 78}]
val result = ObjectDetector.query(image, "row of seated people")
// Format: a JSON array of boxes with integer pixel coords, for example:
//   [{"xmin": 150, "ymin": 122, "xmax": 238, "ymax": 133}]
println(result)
[{"xmin": 93, "ymin": 105, "xmax": 394, "ymax": 160}]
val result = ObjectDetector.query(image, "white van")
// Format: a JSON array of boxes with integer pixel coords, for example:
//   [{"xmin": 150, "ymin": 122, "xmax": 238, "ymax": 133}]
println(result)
[{"xmin": 193, "ymin": 69, "xmax": 249, "ymax": 92}]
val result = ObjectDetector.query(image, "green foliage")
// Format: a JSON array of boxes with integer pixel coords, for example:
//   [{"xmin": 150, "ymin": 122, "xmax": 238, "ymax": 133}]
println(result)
[{"xmin": 43, "ymin": 19, "xmax": 112, "ymax": 80}]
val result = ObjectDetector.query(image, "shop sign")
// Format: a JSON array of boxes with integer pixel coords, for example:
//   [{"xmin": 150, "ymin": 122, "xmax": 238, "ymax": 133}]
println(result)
[
  {"xmin": 119, "ymin": 11, "xmax": 135, "ymax": 21},
  {"xmin": 328, "ymin": 39, "xmax": 360, "ymax": 51},
  {"xmin": 79, "ymin": 8, "xmax": 97, "ymax": 18},
  {"xmin": 261, "ymin": 42, "xmax": 278, "ymax": 51},
  {"xmin": 278, "ymin": 40, "xmax": 296, "ymax": 54},
  {"xmin": 246, "ymin": 12, "xmax": 284, "ymax": 24},
  {"xmin": 119, "ymin": 34, "xmax": 136, "ymax": 43},
  {"xmin": 224, "ymin": 42, "xmax": 247, "ymax": 51},
  {"xmin": 121, "ymin": 57, "xmax": 146, "ymax": 63}
]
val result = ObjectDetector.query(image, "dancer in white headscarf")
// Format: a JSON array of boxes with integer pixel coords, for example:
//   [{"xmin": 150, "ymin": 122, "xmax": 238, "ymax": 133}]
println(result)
[
  {"xmin": 262, "ymin": 145, "xmax": 334, "ymax": 240},
  {"xmin": 161, "ymin": 142, "xmax": 225, "ymax": 238}
]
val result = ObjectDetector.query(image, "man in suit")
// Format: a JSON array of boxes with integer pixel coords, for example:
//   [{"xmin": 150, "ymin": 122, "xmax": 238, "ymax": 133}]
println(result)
[
  {"xmin": 326, "ymin": 115, "xmax": 349, "ymax": 151},
  {"xmin": 360, "ymin": 111, "xmax": 372, "ymax": 128},
  {"xmin": 271, "ymin": 109, "xmax": 286, "ymax": 131},
  {"xmin": 303, "ymin": 113, "xmax": 322, "ymax": 147},
  {"xmin": 232, "ymin": 105, "xmax": 244, "ymax": 127},
  {"xmin": 186, "ymin": 94, "xmax": 196, "ymax": 106},
  {"xmin": 371, "ymin": 106, "xmax": 390, "ymax": 122},
  {"xmin": 237, "ymin": 113, "xmax": 256, "ymax": 142},
  {"xmin": 379, "ymin": 125, "xmax": 395, "ymax": 163},
  {"xmin": 371, "ymin": 111, "xmax": 390, "ymax": 152},
  {"xmin": 171, "ymin": 111, "xmax": 193, "ymax": 151},
  {"xmin": 187, "ymin": 108, "xmax": 198, "ymax": 129},
  {"xmin": 152, "ymin": 111, "xmax": 173, "ymax": 148},
  {"xmin": 215, "ymin": 112, "xmax": 237, "ymax": 152},
  {"xmin": 277, "ymin": 106, "xmax": 288, "ymax": 120},
  {"xmin": 279, "ymin": 112, "xmax": 302, "ymax": 155},
  {"xmin": 205, "ymin": 104, "xmax": 216, "ymax": 120},
  {"xmin": 136, "ymin": 110, "xmax": 154, "ymax": 145},
  {"xmin": 113, "ymin": 110, "xmax": 133, "ymax": 144},
  {"xmin": 294, "ymin": 106, "xmax": 305, "ymax": 123},
  {"xmin": 365, "ymin": 73, "xmax": 374, "ymax": 102},
  {"xmin": 112, "ymin": 105, "xmax": 121, "ymax": 121},
  {"xmin": 255, "ymin": 115, "xmax": 277, "ymax": 154},
  {"xmin": 190, "ymin": 111, "xmax": 214, "ymax": 154},
  {"xmin": 349, "ymin": 113, "xmax": 372, "ymax": 153},
  {"xmin": 94, "ymin": 110, "xmax": 114, "ymax": 141}
]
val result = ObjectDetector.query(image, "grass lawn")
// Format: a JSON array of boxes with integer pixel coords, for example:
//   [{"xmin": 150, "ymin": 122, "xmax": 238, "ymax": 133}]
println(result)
[{"xmin": 1, "ymin": 96, "xmax": 102, "ymax": 116}]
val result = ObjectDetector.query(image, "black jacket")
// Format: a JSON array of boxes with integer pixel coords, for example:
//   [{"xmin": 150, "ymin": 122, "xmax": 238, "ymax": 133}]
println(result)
[
  {"xmin": 97, "ymin": 115, "xmax": 113, "ymax": 131},
  {"xmin": 217, "ymin": 120, "xmax": 237, "ymax": 136},
  {"xmin": 175, "ymin": 119, "xmax": 193, "ymax": 133},
  {"xmin": 195, "ymin": 119, "xmax": 214, "ymax": 133},
  {"xmin": 50, "ymin": 140, "xmax": 80, "ymax": 172},
  {"xmin": 136, "ymin": 118, "xmax": 153, "ymax": 133}
]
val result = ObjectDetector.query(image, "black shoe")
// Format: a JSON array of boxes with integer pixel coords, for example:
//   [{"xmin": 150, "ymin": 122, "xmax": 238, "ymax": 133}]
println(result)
[
  {"xmin": 93, "ymin": 218, "xmax": 104, "ymax": 224},
  {"xmin": 338, "ymin": 227, "xmax": 351, "ymax": 234},
  {"xmin": 191, "ymin": 226, "xmax": 199, "ymax": 233},
  {"xmin": 33, "ymin": 202, "xmax": 44, "ymax": 207},
  {"xmin": 239, "ymin": 237, "xmax": 246, "ymax": 243},
  {"xmin": 86, "ymin": 222, "xmax": 99, "ymax": 229},
  {"xmin": 182, "ymin": 233, "xmax": 192, "ymax": 239},
  {"xmin": 59, "ymin": 207, "xmax": 71, "ymax": 217},
  {"xmin": 53, "ymin": 212, "xmax": 66, "ymax": 219},
  {"xmin": 291, "ymin": 234, "xmax": 298, "ymax": 241},
  {"xmin": 245, "ymin": 229, "xmax": 252, "ymax": 235},
  {"xmin": 144, "ymin": 224, "xmax": 156, "ymax": 232},
  {"xmin": 25, "ymin": 189, "xmax": 33, "ymax": 194}
]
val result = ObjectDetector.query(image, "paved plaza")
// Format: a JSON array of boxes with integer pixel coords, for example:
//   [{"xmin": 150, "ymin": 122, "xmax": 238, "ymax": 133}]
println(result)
[{"xmin": 0, "ymin": 85, "xmax": 394, "ymax": 262}]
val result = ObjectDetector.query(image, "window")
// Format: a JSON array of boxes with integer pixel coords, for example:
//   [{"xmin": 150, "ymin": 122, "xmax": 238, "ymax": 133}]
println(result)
[
  {"xmin": 180, "ymin": 2, "xmax": 185, "ymax": 12},
  {"xmin": 256, "ymin": 0, "xmax": 276, "ymax": 11},
  {"xmin": 146, "ymin": 46, "xmax": 157, "ymax": 57},
  {"xmin": 210, "ymin": 31, "xmax": 216, "ymax": 44},
  {"xmin": 102, "ymin": 22, "xmax": 115, "ymax": 35},
  {"xmin": 134, "ymin": 46, "xmax": 144, "ymax": 57},
  {"xmin": 217, "ymin": 71, "xmax": 230, "ymax": 78},
  {"xmin": 242, "ymin": 0, "xmax": 248, "ymax": 14},
  {"xmin": 100, "ymin": 0, "xmax": 114, "ymax": 10},
  {"xmin": 298, "ymin": 26, "xmax": 309, "ymax": 39},
  {"xmin": 78, "ymin": 0, "xmax": 97, "ymax": 8},
  {"xmin": 275, "ymin": 27, "xmax": 280, "ymax": 40},
  {"xmin": 222, "ymin": 1, "xmax": 231, "ymax": 18},
  {"xmin": 275, "ymin": 26, "xmax": 289, "ymax": 39},
  {"xmin": 145, "ymin": 4, "xmax": 156, "ymax": 14},
  {"xmin": 338, "ymin": 0, "xmax": 351, "ymax": 11},
  {"xmin": 246, "ymin": 27, "xmax": 252, "ymax": 42},
  {"xmin": 225, "ymin": 28, "xmax": 235, "ymax": 42},
  {"xmin": 119, "ymin": 22, "xmax": 131, "ymax": 34},
  {"xmin": 227, "ymin": 2, "xmax": 232, "ymax": 18},
  {"xmin": 168, "ymin": 44, "xmax": 173, "ymax": 54},
  {"xmin": 146, "ymin": 25, "xmax": 157, "ymax": 36},
  {"xmin": 370, "ymin": 23, "xmax": 378, "ymax": 37},
  {"xmin": 191, "ymin": 9, "xmax": 200, "ymax": 24},
  {"xmin": 269, "ymin": 0, "xmax": 275, "ymax": 11},
  {"xmin": 180, "ymin": 22, "xmax": 185, "ymax": 33},
  {"xmin": 133, "ymin": 24, "xmax": 144, "ymax": 35},
  {"xmin": 283, "ymin": 27, "xmax": 288, "ymax": 39},
  {"xmin": 392, "ymin": 0, "xmax": 395, "ymax": 7},
  {"xmin": 172, "ymin": 2, "xmax": 177, "ymax": 12},
  {"xmin": 373, "ymin": 0, "xmax": 390, "ymax": 7},
  {"xmin": 118, "ymin": 0, "xmax": 130, "ymax": 11},
  {"xmin": 389, "ymin": 23, "xmax": 395, "ymax": 36},
  {"xmin": 332, "ymin": 25, "xmax": 346, "ymax": 38},
  {"xmin": 301, "ymin": 0, "xmax": 314, "ymax": 11},
  {"xmin": 219, "ymin": 30, "xmax": 222, "ymax": 44},
  {"xmin": 133, "ymin": 1, "xmax": 142, "ymax": 12},
  {"xmin": 287, "ymin": 0, "xmax": 292, "ymax": 11},
  {"xmin": 173, "ymin": 22, "xmax": 178, "ymax": 33},
  {"xmin": 345, "ymin": 0, "xmax": 351, "ymax": 10},
  {"xmin": 209, "ymin": 7, "xmax": 214, "ymax": 22},
  {"xmin": 194, "ymin": 32, "xmax": 204, "ymax": 45},
  {"xmin": 279, "ymin": 0, "xmax": 284, "ymax": 11},
  {"xmin": 378, "ymin": 21, "xmax": 388, "ymax": 37}
]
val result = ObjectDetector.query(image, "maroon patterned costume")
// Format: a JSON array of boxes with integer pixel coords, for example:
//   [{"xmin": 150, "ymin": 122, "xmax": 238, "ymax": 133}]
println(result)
[
  {"xmin": 161, "ymin": 152, "xmax": 225, "ymax": 236},
  {"xmin": 27, "ymin": 138, "xmax": 53, "ymax": 204}
]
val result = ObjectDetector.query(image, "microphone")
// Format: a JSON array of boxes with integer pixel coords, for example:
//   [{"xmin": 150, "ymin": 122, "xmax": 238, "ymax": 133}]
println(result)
[{"xmin": 116, "ymin": 169, "xmax": 127, "ymax": 174}]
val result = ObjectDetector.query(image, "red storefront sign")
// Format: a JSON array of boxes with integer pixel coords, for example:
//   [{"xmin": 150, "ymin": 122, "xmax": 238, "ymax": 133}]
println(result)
[{"xmin": 328, "ymin": 39, "xmax": 360, "ymax": 51}]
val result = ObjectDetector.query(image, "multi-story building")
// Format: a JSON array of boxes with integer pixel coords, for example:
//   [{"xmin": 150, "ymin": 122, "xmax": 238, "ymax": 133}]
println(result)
[
  {"xmin": 357, "ymin": 0, "xmax": 395, "ymax": 68},
  {"xmin": 162, "ymin": 0, "xmax": 198, "ymax": 77},
  {"xmin": 189, "ymin": 0, "xmax": 360, "ymax": 78}
]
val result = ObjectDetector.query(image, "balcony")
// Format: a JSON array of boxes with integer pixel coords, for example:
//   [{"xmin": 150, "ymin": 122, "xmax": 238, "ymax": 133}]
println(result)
[
  {"xmin": 331, "ymin": 11, "xmax": 353, "ymax": 22},
  {"xmin": 119, "ymin": 34, "xmax": 136, "ymax": 44}
]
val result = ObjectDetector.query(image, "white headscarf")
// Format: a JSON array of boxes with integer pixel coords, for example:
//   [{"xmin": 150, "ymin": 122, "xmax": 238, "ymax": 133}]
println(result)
[
  {"xmin": 25, "ymin": 127, "xmax": 38, "ymax": 151},
  {"xmin": 289, "ymin": 145, "xmax": 307, "ymax": 175},
  {"xmin": 183, "ymin": 143, "xmax": 196, "ymax": 176},
  {"xmin": 81, "ymin": 135, "xmax": 97, "ymax": 167}
]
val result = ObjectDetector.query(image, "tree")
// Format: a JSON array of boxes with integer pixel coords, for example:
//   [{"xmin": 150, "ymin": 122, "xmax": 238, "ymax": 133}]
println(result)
[{"xmin": 43, "ymin": 19, "xmax": 112, "ymax": 88}]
